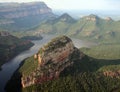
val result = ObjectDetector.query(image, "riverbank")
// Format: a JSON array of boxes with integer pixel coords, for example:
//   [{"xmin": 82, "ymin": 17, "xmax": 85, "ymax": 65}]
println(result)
[
  {"xmin": 0, "ymin": 35, "xmax": 97, "ymax": 92},
  {"xmin": 5, "ymin": 49, "xmax": 120, "ymax": 92},
  {"xmin": 0, "ymin": 42, "xmax": 34, "ymax": 71},
  {"xmin": 5, "ymin": 58, "xmax": 27, "ymax": 92}
]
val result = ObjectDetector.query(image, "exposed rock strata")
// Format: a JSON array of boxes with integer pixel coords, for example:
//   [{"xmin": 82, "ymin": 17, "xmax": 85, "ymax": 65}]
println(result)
[{"xmin": 21, "ymin": 36, "xmax": 81, "ymax": 88}]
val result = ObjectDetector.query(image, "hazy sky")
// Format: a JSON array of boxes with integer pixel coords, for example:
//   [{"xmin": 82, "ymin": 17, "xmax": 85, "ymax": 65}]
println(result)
[{"xmin": 0, "ymin": 0, "xmax": 119, "ymax": 11}]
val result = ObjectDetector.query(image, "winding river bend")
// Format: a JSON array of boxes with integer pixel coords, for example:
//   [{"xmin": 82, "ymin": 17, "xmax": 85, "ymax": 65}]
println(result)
[{"xmin": 0, "ymin": 35, "xmax": 97, "ymax": 92}]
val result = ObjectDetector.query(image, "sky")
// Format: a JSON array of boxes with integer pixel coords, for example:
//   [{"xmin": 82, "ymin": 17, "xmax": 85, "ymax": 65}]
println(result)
[{"xmin": 0, "ymin": 0, "xmax": 120, "ymax": 11}]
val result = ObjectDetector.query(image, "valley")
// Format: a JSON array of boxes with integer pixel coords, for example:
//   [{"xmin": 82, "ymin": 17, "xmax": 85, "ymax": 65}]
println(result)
[
  {"xmin": 0, "ymin": 31, "xmax": 34, "ymax": 69},
  {"xmin": 0, "ymin": 34, "xmax": 96, "ymax": 92},
  {"xmin": 0, "ymin": 1, "xmax": 120, "ymax": 92},
  {"xmin": 5, "ymin": 36, "xmax": 120, "ymax": 92}
]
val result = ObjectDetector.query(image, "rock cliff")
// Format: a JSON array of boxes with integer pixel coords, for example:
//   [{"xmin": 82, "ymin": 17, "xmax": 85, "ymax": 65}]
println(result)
[
  {"xmin": 21, "ymin": 36, "xmax": 82, "ymax": 88},
  {"xmin": 103, "ymin": 70, "xmax": 120, "ymax": 78},
  {"xmin": 0, "ymin": 2, "xmax": 55, "ymax": 30},
  {"xmin": 0, "ymin": 2, "xmax": 53, "ymax": 19}
]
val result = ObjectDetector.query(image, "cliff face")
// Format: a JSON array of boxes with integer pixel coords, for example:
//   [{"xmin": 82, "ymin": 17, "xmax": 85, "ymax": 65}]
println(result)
[
  {"xmin": 21, "ymin": 36, "xmax": 82, "ymax": 88},
  {"xmin": 0, "ymin": 2, "xmax": 55, "ymax": 30},
  {"xmin": 0, "ymin": 2, "xmax": 53, "ymax": 19}
]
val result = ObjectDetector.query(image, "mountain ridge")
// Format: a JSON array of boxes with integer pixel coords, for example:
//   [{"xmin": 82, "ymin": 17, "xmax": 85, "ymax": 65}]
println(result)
[
  {"xmin": 32, "ymin": 13, "xmax": 120, "ymax": 43},
  {"xmin": 0, "ymin": 2, "xmax": 55, "ymax": 31}
]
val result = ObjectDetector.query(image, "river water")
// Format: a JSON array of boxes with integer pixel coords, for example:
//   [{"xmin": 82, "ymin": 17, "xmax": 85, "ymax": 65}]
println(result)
[{"xmin": 0, "ymin": 35, "xmax": 97, "ymax": 92}]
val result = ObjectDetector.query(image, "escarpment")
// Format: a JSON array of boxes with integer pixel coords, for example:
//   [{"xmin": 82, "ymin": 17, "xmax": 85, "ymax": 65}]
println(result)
[
  {"xmin": 21, "ymin": 36, "xmax": 83, "ymax": 88},
  {"xmin": 0, "ymin": 2, "xmax": 53, "ymax": 19},
  {"xmin": 0, "ymin": 2, "xmax": 55, "ymax": 31}
]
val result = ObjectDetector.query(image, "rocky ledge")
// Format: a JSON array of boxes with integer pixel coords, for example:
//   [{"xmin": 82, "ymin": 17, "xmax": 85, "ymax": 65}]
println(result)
[{"xmin": 21, "ymin": 36, "xmax": 83, "ymax": 88}]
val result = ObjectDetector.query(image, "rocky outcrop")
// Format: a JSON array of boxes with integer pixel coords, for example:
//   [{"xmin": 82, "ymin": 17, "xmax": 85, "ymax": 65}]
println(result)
[
  {"xmin": 21, "ymin": 36, "xmax": 81, "ymax": 88},
  {"xmin": 103, "ymin": 70, "xmax": 120, "ymax": 78},
  {"xmin": 105, "ymin": 17, "xmax": 113, "ymax": 21},
  {"xmin": 0, "ymin": 31, "xmax": 10, "ymax": 36},
  {"xmin": 83, "ymin": 14, "xmax": 99, "ymax": 22}
]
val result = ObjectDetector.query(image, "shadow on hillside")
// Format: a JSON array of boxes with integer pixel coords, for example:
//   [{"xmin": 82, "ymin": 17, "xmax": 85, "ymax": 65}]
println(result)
[
  {"xmin": 60, "ymin": 55, "xmax": 120, "ymax": 76},
  {"xmin": 5, "ymin": 59, "xmax": 26, "ymax": 92},
  {"xmin": 5, "ymin": 55, "xmax": 120, "ymax": 92}
]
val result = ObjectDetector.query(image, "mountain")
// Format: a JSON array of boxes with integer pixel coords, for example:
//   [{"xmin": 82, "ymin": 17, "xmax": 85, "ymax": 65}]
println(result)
[
  {"xmin": 20, "ymin": 35, "xmax": 81, "ymax": 88},
  {"xmin": 0, "ymin": 31, "xmax": 34, "ymax": 69},
  {"xmin": 5, "ymin": 36, "xmax": 120, "ymax": 92},
  {"xmin": 32, "ymin": 14, "xmax": 120, "ymax": 43},
  {"xmin": 0, "ymin": 2, "xmax": 55, "ymax": 31},
  {"xmin": 55, "ymin": 13, "xmax": 76, "ymax": 23},
  {"xmin": 33, "ymin": 13, "xmax": 76, "ymax": 34}
]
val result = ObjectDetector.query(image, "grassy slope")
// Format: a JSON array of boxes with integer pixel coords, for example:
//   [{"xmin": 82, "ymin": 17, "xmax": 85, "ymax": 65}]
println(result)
[
  {"xmin": 6, "ymin": 42, "xmax": 120, "ymax": 92},
  {"xmin": 19, "ymin": 44, "xmax": 120, "ymax": 91},
  {"xmin": 80, "ymin": 44, "xmax": 120, "ymax": 60},
  {"xmin": 21, "ymin": 55, "xmax": 120, "ymax": 92},
  {"xmin": 80, "ymin": 43, "xmax": 120, "ymax": 78},
  {"xmin": 0, "ymin": 35, "xmax": 34, "ymax": 69},
  {"xmin": 31, "ymin": 14, "xmax": 120, "ymax": 44},
  {"xmin": 19, "ymin": 56, "xmax": 38, "ymax": 76}
]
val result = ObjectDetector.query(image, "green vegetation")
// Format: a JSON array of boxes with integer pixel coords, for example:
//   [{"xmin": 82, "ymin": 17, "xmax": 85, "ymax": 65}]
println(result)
[
  {"xmin": 32, "ymin": 14, "xmax": 120, "ymax": 44},
  {"xmin": 98, "ymin": 65, "xmax": 120, "ymax": 72},
  {"xmin": 0, "ymin": 35, "xmax": 34, "ymax": 69},
  {"xmin": 19, "ymin": 56, "xmax": 38, "ymax": 76},
  {"xmin": 0, "ymin": 2, "xmax": 55, "ymax": 32},
  {"xmin": 80, "ymin": 44, "xmax": 120, "ymax": 59},
  {"xmin": 5, "ymin": 34, "xmax": 120, "ymax": 92},
  {"xmin": 42, "ymin": 35, "xmax": 71, "ymax": 52},
  {"xmin": 21, "ymin": 55, "xmax": 120, "ymax": 92},
  {"xmin": 6, "ymin": 52, "xmax": 120, "ymax": 92},
  {"xmin": 23, "ymin": 73, "xmax": 120, "ymax": 92}
]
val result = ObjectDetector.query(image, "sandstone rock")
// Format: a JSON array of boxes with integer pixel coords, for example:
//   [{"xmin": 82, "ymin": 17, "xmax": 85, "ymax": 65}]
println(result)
[{"xmin": 21, "ymin": 36, "xmax": 81, "ymax": 88}]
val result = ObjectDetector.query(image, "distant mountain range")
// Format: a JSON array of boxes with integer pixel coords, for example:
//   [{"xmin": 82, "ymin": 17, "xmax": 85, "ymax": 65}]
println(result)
[
  {"xmin": 0, "ymin": 2, "xmax": 120, "ymax": 43},
  {"xmin": 0, "ymin": 2, "xmax": 55, "ymax": 31},
  {"xmin": 32, "ymin": 13, "xmax": 120, "ymax": 43}
]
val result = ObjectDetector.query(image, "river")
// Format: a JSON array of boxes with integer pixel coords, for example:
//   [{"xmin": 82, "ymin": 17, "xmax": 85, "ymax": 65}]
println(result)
[{"xmin": 0, "ymin": 35, "xmax": 97, "ymax": 92}]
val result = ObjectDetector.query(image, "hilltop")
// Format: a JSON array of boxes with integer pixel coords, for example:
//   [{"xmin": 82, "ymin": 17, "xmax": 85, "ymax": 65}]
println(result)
[
  {"xmin": 5, "ymin": 36, "xmax": 120, "ymax": 92},
  {"xmin": 20, "ymin": 35, "xmax": 81, "ymax": 88}
]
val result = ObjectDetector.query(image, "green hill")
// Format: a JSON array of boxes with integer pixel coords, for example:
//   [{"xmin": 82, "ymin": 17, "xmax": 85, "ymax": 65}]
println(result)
[
  {"xmin": 32, "ymin": 14, "xmax": 120, "ymax": 44},
  {"xmin": 5, "ymin": 36, "xmax": 120, "ymax": 92},
  {"xmin": 80, "ymin": 44, "xmax": 120, "ymax": 59},
  {"xmin": 0, "ymin": 31, "xmax": 34, "ymax": 69}
]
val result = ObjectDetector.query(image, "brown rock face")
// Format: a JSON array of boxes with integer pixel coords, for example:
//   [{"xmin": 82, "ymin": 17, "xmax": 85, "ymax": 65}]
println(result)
[
  {"xmin": 103, "ymin": 70, "xmax": 120, "ymax": 78},
  {"xmin": 21, "ymin": 36, "xmax": 81, "ymax": 88}
]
